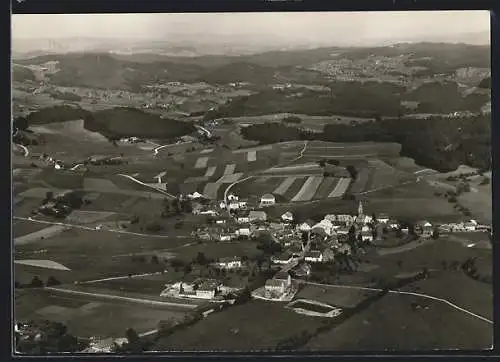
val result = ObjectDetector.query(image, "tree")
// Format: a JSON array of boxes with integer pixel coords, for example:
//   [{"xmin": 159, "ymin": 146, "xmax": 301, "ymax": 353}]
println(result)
[
  {"xmin": 183, "ymin": 264, "xmax": 192, "ymax": 275},
  {"xmin": 124, "ymin": 328, "xmax": 143, "ymax": 353},
  {"xmin": 46, "ymin": 276, "xmax": 61, "ymax": 286},
  {"xmin": 30, "ymin": 276, "xmax": 44, "ymax": 288},
  {"xmin": 318, "ymin": 159, "xmax": 326, "ymax": 167},
  {"xmin": 432, "ymin": 229, "xmax": 440, "ymax": 239},
  {"xmin": 346, "ymin": 165, "xmax": 358, "ymax": 180},
  {"xmin": 195, "ymin": 252, "xmax": 207, "ymax": 266},
  {"xmin": 235, "ymin": 286, "xmax": 252, "ymax": 304},
  {"xmin": 327, "ymin": 159, "xmax": 340, "ymax": 166},
  {"xmin": 151, "ymin": 255, "xmax": 159, "ymax": 264},
  {"xmin": 43, "ymin": 191, "xmax": 54, "ymax": 204}
]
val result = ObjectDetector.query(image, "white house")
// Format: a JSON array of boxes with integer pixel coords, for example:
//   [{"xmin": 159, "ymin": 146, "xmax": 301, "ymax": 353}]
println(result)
[
  {"xmin": 464, "ymin": 222, "xmax": 476, "ymax": 232},
  {"xmin": 361, "ymin": 231, "xmax": 374, "ymax": 242},
  {"xmin": 336, "ymin": 226, "xmax": 350, "ymax": 235},
  {"xmin": 265, "ymin": 279, "xmax": 288, "ymax": 294},
  {"xmin": 216, "ymin": 257, "xmax": 242, "ymax": 269},
  {"xmin": 377, "ymin": 214, "xmax": 390, "ymax": 224},
  {"xmin": 304, "ymin": 251, "xmax": 323, "ymax": 263},
  {"xmin": 219, "ymin": 201, "xmax": 227, "ymax": 209},
  {"xmin": 336, "ymin": 214, "xmax": 355, "ymax": 224},
  {"xmin": 281, "ymin": 212, "xmax": 294, "ymax": 222},
  {"xmin": 236, "ymin": 228, "xmax": 251, "ymax": 237},
  {"xmin": 297, "ymin": 220, "xmax": 314, "ymax": 233},
  {"xmin": 324, "ymin": 214, "xmax": 337, "ymax": 222},
  {"xmin": 237, "ymin": 216, "xmax": 250, "ymax": 223},
  {"xmin": 228, "ymin": 202, "xmax": 241, "ymax": 211},
  {"xmin": 199, "ymin": 210, "xmax": 218, "ymax": 216},
  {"xmin": 271, "ymin": 253, "xmax": 294, "ymax": 265},
  {"xmin": 260, "ymin": 193, "xmax": 276, "ymax": 207},
  {"xmin": 227, "ymin": 194, "xmax": 239, "ymax": 202},
  {"xmin": 361, "ymin": 225, "xmax": 371, "ymax": 232},
  {"xmin": 219, "ymin": 234, "xmax": 232, "ymax": 242},
  {"xmin": 312, "ymin": 219, "xmax": 334, "ymax": 236}
]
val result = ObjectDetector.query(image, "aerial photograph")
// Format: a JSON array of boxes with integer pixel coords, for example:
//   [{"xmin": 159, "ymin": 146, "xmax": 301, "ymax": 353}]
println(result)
[{"xmin": 12, "ymin": 11, "xmax": 492, "ymax": 354}]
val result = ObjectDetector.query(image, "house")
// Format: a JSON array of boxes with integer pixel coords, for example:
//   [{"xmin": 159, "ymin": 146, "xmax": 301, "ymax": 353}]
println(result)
[
  {"xmin": 199, "ymin": 210, "xmax": 218, "ymax": 217},
  {"xmin": 361, "ymin": 231, "xmax": 374, "ymax": 242},
  {"xmin": 297, "ymin": 220, "xmax": 315, "ymax": 233},
  {"xmin": 376, "ymin": 213, "xmax": 390, "ymax": 224},
  {"xmin": 281, "ymin": 212, "xmax": 294, "ymax": 222},
  {"xmin": 291, "ymin": 262, "xmax": 311, "ymax": 277},
  {"xmin": 249, "ymin": 211, "xmax": 267, "ymax": 222},
  {"xmin": 312, "ymin": 219, "xmax": 334, "ymax": 236},
  {"xmin": 265, "ymin": 279, "xmax": 288, "ymax": 294},
  {"xmin": 84, "ymin": 337, "xmax": 127, "ymax": 353},
  {"xmin": 336, "ymin": 214, "xmax": 355, "ymax": 224},
  {"xmin": 464, "ymin": 221, "xmax": 477, "ymax": 232},
  {"xmin": 324, "ymin": 214, "xmax": 337, "ymax": 222},
  {"xmin": 260, "ymin": 193, "xmax": 276, "ymax": 207},
  {"xmin": 422, "ymin": 226, "xmax": 434, "ymax": 238},
  {"xmin": 195, "ymin": 280, "xmax": 221, "ymax": 299},
  {"xmin": 322, "ymin": 247, "xmax": 336, "ymax": 261},
  {"xmin": 236, "ymin": 228, "xmax": 251, "ymax": 237},
  {"xmin": 387, "ymin": 219, "xmax": 400, "ymax": 230},
  {"xmin": 361, "ymin": 225, "xmax": 371, "ymax": 232},
  {"xmin": 216, "ymin": 257, "xmax": 242, "ymax": 269},
  {"xmin": 219, "ymin": 201, "xmax": 227, "ymax": 209},
  {"xmin": 219, "ymin": 234, "xmax": 232, "ymax": 242},
  {"xmin": 237, "ymin": 216, "xmax": 250, "ymax": 224},
  {"xmin": 336, "ymin": 226, "xmax": 350, "ymax": 235},
  {"xmin": 271, "ymin": 252, "xmax": 294, "ymax": 265},
  {"xmin": 305, "ymin": 251, "xmax": 324, "ymax": 263},
  {"xmin": 227, "ymin": 194, "xmax": 239, "ymax": 202},
  {"xmin": 215, "ymin": 219, "xmax": 227, "ymax": 225}
]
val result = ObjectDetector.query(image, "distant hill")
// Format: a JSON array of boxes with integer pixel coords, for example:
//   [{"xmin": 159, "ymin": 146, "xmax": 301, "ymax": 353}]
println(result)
[{"xmin": 12, "ymin": 65, "xmax": 36, "ymax": 82}]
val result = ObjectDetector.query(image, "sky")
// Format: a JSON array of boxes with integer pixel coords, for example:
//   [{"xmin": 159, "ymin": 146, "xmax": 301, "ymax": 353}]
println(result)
[{"xmin": 12, "ymin": 11, "xmax": 490, "ymax": 46}]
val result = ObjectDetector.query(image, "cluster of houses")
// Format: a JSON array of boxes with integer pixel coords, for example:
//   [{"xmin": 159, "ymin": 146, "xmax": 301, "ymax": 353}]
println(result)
[
  {"xmin": 36, "ymin": 190, "xmax": 80, "ymax": 218},
  {"xmin": 438, "ymin": 219, "xmax": 490, "ymax": 233},
  {"xmin": 160, "ymin": 277, "xmax": 237, "ymax": 301}
]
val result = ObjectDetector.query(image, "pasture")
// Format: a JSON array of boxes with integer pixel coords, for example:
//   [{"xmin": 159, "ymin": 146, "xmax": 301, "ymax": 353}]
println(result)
[
  {"xmin": 15, "ymin": 289, "xmax": 188, "ymax": 338},
  {"xmin": 153, "ymin": 300, "xmax": 325, "ymax": 351},
  {"xmin": 304, "ymin": 293, "xmax": 492, "ymax": 351},
  {"xmin": 14, "ymin": 225, "xmax": 69, "ymax": 246},
  {"xmin": 173, "ymin": 241, "xmax": 263, "ymax": 262},
  {"xmin": 13, "ymin": 219, "xmax": 53, "ymax": 238}
]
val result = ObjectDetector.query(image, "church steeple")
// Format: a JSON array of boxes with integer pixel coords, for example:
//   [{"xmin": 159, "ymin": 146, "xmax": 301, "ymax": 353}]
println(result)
[{"xmin": 358, "ymin": 201, "xmax": 364, "ymax": 217}]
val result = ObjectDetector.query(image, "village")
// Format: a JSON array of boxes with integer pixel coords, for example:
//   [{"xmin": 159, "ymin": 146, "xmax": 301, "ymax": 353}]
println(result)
[{"xmin": 153, "ymin": 190, "xmax": 491, "ymax": 305}]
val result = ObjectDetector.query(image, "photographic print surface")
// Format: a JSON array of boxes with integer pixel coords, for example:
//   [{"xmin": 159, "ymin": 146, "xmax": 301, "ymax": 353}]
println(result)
[{"xmin": 12, "ymin": 11, "xmax": 492, "ymax": 354}]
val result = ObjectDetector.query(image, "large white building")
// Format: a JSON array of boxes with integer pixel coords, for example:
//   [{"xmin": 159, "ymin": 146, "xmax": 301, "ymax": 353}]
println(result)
[{"xmin": 260, "ymin": 193, "xmax": 276, "ymax": 207}]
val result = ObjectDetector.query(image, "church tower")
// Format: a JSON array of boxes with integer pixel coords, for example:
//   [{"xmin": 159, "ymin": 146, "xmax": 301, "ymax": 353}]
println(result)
[{"xmin": 358, "ymin": 201, "xmax": 364, "ymax": 218}]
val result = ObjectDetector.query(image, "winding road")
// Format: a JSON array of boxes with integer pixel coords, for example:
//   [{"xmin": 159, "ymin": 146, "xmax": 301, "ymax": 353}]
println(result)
[
  {"xmin": 117, "ymin": 174, "xmax": 176, "ymax": 199},
  {"xmin": 13, "ymin": 216, "xmax": 189, "ymax": 240}
]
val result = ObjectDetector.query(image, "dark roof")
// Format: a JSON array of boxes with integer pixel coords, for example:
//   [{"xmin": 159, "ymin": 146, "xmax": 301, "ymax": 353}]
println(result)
[{"xmin": 274, "ymin": 271, "xmax": 290, "ymax": 280}]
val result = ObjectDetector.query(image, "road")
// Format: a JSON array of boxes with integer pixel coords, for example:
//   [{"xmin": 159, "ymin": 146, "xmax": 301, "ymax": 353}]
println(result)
[
  {"xmin": 299, "ymin": 280, "xmax": 493, "ymax": 325},
  {"xmin": 13, "ymin": 143, "xmax": 29, "ymax": 157},
  {"xmin": 117, "ymin": 174, "xmax": 176, "ymax": 199},
  {"xmin": 13, "ymin": 216, "xmax": 190, "ymax": 240},
  {"xmin": 44, "ymin": 286, "xmax": 198, "ymax": 309},
  {"xmin": 153, "ymin": 141, "xmax": 192, "ymax": 155}
]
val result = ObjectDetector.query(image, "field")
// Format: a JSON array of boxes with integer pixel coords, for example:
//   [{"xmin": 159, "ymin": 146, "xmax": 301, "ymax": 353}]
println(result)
[
  {"xmin": 15, "ymin": 289, "xmax": 188, "ymax": 338},
  {"xmin": 152, "ymin": 300, "xmax": 326, "ymax": 351},
  {"xmin": 172, "ymin": 241, "xmax": 263, "ymax": 262},
  {"xmin": 295, "ymin": 284, "xmax": 375, "ymax": 309},
  {"xmin": 14, "ymin": 259, "xmax": 71, "ymax": 271},
  {"xmin": 14, "ymin": 225, "xmax": 69, "ymax": 246},
  {"xmin": 291, "ymin": 176, "xmax": 324, "ymax": 202},
  {"xmin": 14, "ymin": 228, "xmax": 193, "ymax": 284},
  {"xmin": 303, "ymin": 294, "xmax": 492, "ymax": 351},
  {"xmin": 13, "ymin": 219, "xmax": 53, "ymax": 238}
]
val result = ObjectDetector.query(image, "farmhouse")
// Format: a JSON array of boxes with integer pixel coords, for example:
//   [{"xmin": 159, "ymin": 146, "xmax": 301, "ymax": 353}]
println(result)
[
  {"xmin": 360, "ymin": 230, "xmax": 374, "ymax": 242},
  {"xmin": 464, "ymin": 221, "xmax": 477, "ymax": 232},
  {"xmin": 215, "ymin": 257, "xmax": 242, "ymax": 269},
  {"xmin": 297, "ymin": 220, "xmax": 315, "ymax": 233},
  {"xmin": 376, "ymin": 213, "xmax": 390, "ymax": 224},
  {"xmin": 260, "ymin": 193, "xmax": 276, "ymax": 207},
  {"xmin": 422, "ymin": 225, "xmax": 434, "ymax": 238},
  {"xmin": 237, "ymin": 216, "xmax": 250, "ymax": 223},
  {"xmin": 271, "ymin": 252, "xmax": 294, "ymax": 265},
  {"xmin": 305, "ymin": 251, "xmax": 324, "ymax": 263},
  {"xmin": 235, "ymin": 227, "xmax": 251, "ymax": 237},
  {"xmin": 291, "ymin": 262, "xmax": 312, "ymax": 277},
  {"xmin": 312, "ymin": 219, "xmax": 334, "ymax": 236},
  {"xmin": 265, "ymin": 279, "xmax": 288, "ymax": 294},
  {"xmin": 336, "ymin": 214, "xmax": 355, "ymax": 224},
  {"xmin": 281, "ymin": 211, "xmax": 294, "ymax": 222},
  {"xmin": 336, "ymin": 226, "xmax": 350, "ymax": 235},
  {"xmin": 227, "ymin": 193, "xmax": 239, "ymax": 202},
  {"xmin": 249, "ymin": 211, "xmax": 267, "ymax": 222}
]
